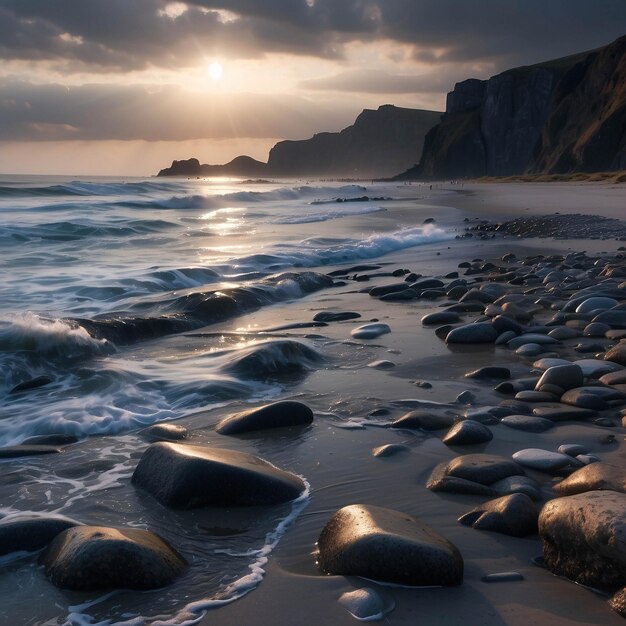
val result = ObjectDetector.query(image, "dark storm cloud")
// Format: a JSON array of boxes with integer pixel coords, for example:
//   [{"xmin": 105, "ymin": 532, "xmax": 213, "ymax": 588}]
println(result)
[{"xmin": 1, "ymin": 1, "xmax": 625, "ymax": 71}]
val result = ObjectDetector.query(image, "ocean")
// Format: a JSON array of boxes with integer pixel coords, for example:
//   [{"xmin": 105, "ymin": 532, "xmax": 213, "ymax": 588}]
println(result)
[{"xmin": 0, "ymin": 175, "xmax": 457, "ymax": 625}]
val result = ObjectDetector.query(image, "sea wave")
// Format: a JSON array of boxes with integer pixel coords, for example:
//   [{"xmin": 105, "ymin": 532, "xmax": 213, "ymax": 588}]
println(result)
[{"xmin": 0, "ymin": 180, "xmax": 185, "ymax": 198}]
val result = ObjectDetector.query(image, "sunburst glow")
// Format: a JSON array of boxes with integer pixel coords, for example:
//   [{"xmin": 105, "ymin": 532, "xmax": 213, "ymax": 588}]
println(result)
[{"xmin": 208, "ymin": 61, "xmax": 224, "ymax": 81}]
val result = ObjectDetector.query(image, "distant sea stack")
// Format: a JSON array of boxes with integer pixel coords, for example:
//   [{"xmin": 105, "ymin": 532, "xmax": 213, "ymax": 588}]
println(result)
[
  {"xmin": 396, "ymin": 34, "xmax": 626, "ymax": 180},
  {"xmin": 157, "ymin": 105, "xmax": 441, "ymax": 178}
]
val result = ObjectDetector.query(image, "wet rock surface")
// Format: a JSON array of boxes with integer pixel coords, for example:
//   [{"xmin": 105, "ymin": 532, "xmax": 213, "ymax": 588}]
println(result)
[{"xmin": 216, "ymin": 400, "xmax": 314, "ymax": 435}]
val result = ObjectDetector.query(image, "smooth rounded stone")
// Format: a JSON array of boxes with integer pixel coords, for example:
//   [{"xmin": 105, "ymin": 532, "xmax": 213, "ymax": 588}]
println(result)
[
  {"xmin": 456, "ymin": 390, "xmax": 476, "ymax": 404},
  {"xmin": 537, "ymin": 383, "xmax": 565, "ymax": 396},
  {"xmin": 600, "ymin": 370, "xmax": 626, "ymax": 385},
  {"xmin": 131, "ymin": 443, "xmax": 305, "ymax": 508},
  {"xmin": 605, "ymin": 344, "xmax": 626, "ymax": 367},
  {"xmin": 427, "ymin": 473, "xmax": 496, "ymax": 496},
  {"xmin": 447, "ymin": 285, "xmax": 468, "ymax": 299},
  {"xmin": 607, "ymin": 329, "xmax": 626, "ymax": 340},
  {"xmin": 21, "ymin": 434, "xmax": 78, "ymax": 446},
  {"xmin": 338, "ymin": 588, "xmax": 390, "ymax": 621},
  {"xmin": 465, "ymin": 366, "xmax": 511, "ymax": 380},
  {"xmin": 592, "ymin": 310, "xmax": 626, "ymax": 328},
  {"xmin": 141, "ymin": 424, "xmax": 188, "ymax": 442},
  {"xmin": 508, "ymin": 334, "xmax": 559, "ymax": 349},
  {"xmin": 484, "ymin": 304, "xmax": 504, "ymax": 317},
  {"xmin": 609, "ymin": 588, "xmax": 626, "ymax": 618},
  {"xmin": 558, "ymin": 444, "xmax": 589, "ymax": 457},
  {"xmin": 575, "ymin": 358, "xmax": 624, "ymax": 378},
  {"xmin": 501, "ymin": 415, "xmax": 553, "ymax": 433},
  {"xmin": 411, "ymin": 278, "xmax": 445, "ymax": 290},
  {"xmin": 501, "ymin": 303, "xmax": 534, "ymax": 321},
  {"xmin": 532, "ymin": 405, "xmax": 596, "ymax": 421},
  {"xmin": 535, "ymin": 363, "xmax": 584, "ymax": 392},
  {"xmin": 0, "ymin": 514, "xmax": 82, "ymax": 556},
  {"xmin": 9, "ymin": 375, "xmax": 53, "ymax": 394},
  {"xmin": 584, "ymin": 322, "xmax": 611, "ymax": 337},
  {"xmin": 533, "ymin": 358, "xmax": 571, "ymax": 371},
  {"xmin": 460, "ymin": 289, "xmax": 495, "ymax": 304},
  {"xmin": 446, "ymin": 302, "xmax": 485, "ymax": 313},
  {"xmin": 458, "ymin": 493, "xmax": 539, "ymax": 537},
  {"xmin": 512, "ymin": 448, "xmax": 574, "ymax": 472},
  {"xmin": 351, "ymin": 323, "xmax": 391, "ymax": 339},
  {"xmin": 0, "ymin": 445, "xmax": 62, "ymax": 458},
  {"xmin": 414, "ymin": 380, "xmax": 433, "ymax": 389},
  {"xmin": 367, "ymin": 360, "xmax": 396, "ymax": 370},
  {"xmin": 443, "ymin": 454, "xmax": 525, "ymax": 486},
  {"xmin": 368, "ymin": 283, "xmax": 407, "ymax": 297},
  {"xmin": 434, "ymin": 324, "xmax": 455, "ymax": 339},
  {"xmin": 491, "ymin": 475, "xmax": 543, "ymax": 501},
  {"xmin": 495, "ymin": 330, "xmax": 517, "ymax": 345},
  {"xmin": 539, "ymin": 491, "xmax": 626, "ymax": 590},
  {"xmin": 446, "ymin": 323, "xmax": 498, "ymax": 344},
  {"xmin": 514, "ymin": 390, "xmax": 560, "ymax": 403},
  {"xmin": 594, "ymin": 417, "xmax": 617, "ymax": 427},
  {"xmin": 419, "ymin": 289, "xmax": 447, "ymax": 300},
  {"xmin": 421, "ymin": 311, "xmax": 462, "ymax": 325},
  {"xmin": 313, "ymin": 311, "xmax": 361, "ymax": 322},
  {"xmin": 372, "ymin": 444, "xmax": 410, "ymax": 458},
  {"xmin": 553, "ymin": 462, "xmax": 626, "ymax": 495},
  {"xmin": 562, "ymin": 384, "xmax": 625, "ymax": 403},
  {"xmin": 491, "ymin": 315, "xmax": 524, "ymax": 335},
  {"xmin": 41, "ymin": 526, "xmax": 187, "ymax": 591},
  {"xmin": 576, "ymin": 297, "xmax": 619, "ymax": 314},
  {"xmin": 317, "ymin": 504, "xmax": 463, "ymax": 586},
  {"xmin": 391, "ymin": 411, "xmax": 455, "ymax": 431},
  {"xmin": 380, "ymin": 289, "xmax": 419, "ymax": 302},
  {"xmin": 442, "ymin": 421, "xmax": 493, "ymax": 446},
  {"xmin": 577, "ymin": 454, "xmax": 601, "ymax": 465},
  {"xmin": 515, "ymin": 343, "xmax": 544, "ymax": 357},
  {"xmin": 548, "ymin": 326, "xmax": 581, "ymax": 340},
  {"xmin": 216, "ymin": 400, "xmax": 314, "ymax": 435},
  {"xmin": 482, "ymin": 572, "xmax": 524, "ymax": 583}
]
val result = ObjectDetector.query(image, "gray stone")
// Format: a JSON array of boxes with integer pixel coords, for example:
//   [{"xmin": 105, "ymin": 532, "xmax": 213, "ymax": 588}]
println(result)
[
  {"xmin": 465, "ymin": 366, "xmax": 511, "ymax": 380},
  {"xmin": 514, "ymin": 390, "xmax": 559, "ymax": 402},
  {"xmin": 372, "ymin": 444, "xmax": 410, "ymax": 458},
  {"xmin": 456, "ymin": 390, "xmax": 476, "ymax": 404},
  {"xmin": 558, "ymin": 444, "xmax": 589, "ymax": 457},
  {"xmin": 600, "ymin": 370, "xmax": 626, "ymax": 385},
  {"xmin": 576, "ymin": 297, "xmax": 619, "ymax": 314},
  {"xmin": 575, "ymin": 358, "xmax": 624, "ymax": 377},
  {"xmin": 491, "ymin": 315, "xmax": 524, "ymax": 335},
  {"xmin": 442, "ymin": 421, "xmax": 493, "ymax": 445},
  {"xmin": 592, "ymin": 310, "xmax": 626, "ymax": 328},
  {"xmin": 458, "ymin": 493, "xmax": 539, "ymax": 537},
  {"xmin": 314, "ymin": 311, "xmax": 361, "ymax": 322},
  {"xmin": 605, "ymin": 344, "xmax": 626, "ymax": 367},
  {"xmin": 512, "ymin": 448, "xmax": 574, "ymax": 472},
  {"xmin": 317, "ymin": 504, "xmax": 463, "ymax": 586},
  {"xmin": 367, "ymin": 360, "xmax": 395, "ymax": 369},
  {"xmin": 338, "ymin": 588, "xmax": 389, "ymax": 620},
  {"xmin": 553, "ymin": 462, "xmax": 626, "ymax": 496},
  {"xmin": 351, "ymin": 323, "xmax": 391, "ymax": 339},
  {"xmin": 495, "ymin": 330, "xmax": 517, "ymax": 345},
  {"xmin": 491, "ymin": 475, "xmax": 543, "ymax": 500},
  {"xmin": 584, "ymin": 322, "xmax": 611, "ymax": 337},
  {"xmin": 41, "ymin": 526, "xmax": 187, "ymax": 591},
  {"xmin": 532, "ymin": 405, "xmax": 596, "ymax": 421},
  {"xmin": 21, "ymin": 434, "xmax": 78, "ymax": 446},
  {"xmin": 577, "ymin": 454, "xmax": 601, "ymax": 465},
  {"xmin": 132, "ymin": 443, "xmax": 305, "ymax": 508},
  {"xmin": 548, "ymin": 327, "xmax": 581, "ymax": 340},
  {"xmin": 0, "ymin": 445, "xmax": 61, "ymax": 458},
  {"xmin": 216, "ymin": 401, "xmax": 313, "ymax": 435},
  {"xmin": 446, "ymin": 323, "xmax": 498, "ymax": 344},
  {"xmin": 533, "ymin": 358, "xmax": 571, "ymax": 371},
  {"xmin": 0, "ymin": 514, "xmax": 82, "ymax": 557},
  {"xmin": 141, "ymin": 424, "xmax": 188, "ymax": 442},
  {"xmin": 508, "ymin": 334, "xmax": 559, "ymax": 349},
  {"xmin": 501, "ymin": 415, "xmax": 553, "ymax": 433},
  {"xmin": 443, "ymin": 454, "xmax": 525, "ymax": 485},
  {"xmin": 535, "ymin": 364, "xmax": 584, "ymax": 392},
  {"xmin": 539, "ymin": 491, "xmax": 626, "ymax": 590},
  {"xmin": 391, "ymin": 411, "xmax": 455, "ymax": 431},
  {"xmin": 515, "ymin": 343, "xmax": 544, "ymax": 356},
  {"xmin": 421, "ymin": 311, "xmax": 462, "ymax": 326},
  {"xmin": 426, "ymin": 463, "xmax": 496, "ymax": 496}
]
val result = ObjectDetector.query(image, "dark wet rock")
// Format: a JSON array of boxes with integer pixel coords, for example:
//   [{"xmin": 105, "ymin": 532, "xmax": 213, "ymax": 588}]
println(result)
[
  {"xmin": 592, "ymin": 310, "xmax": 626, "ymax": 328},
  {"xmin": 491, "ymin": 475, "xmax": 542, "ymax": 501},
  {"xmin": 313, "ymin": 311, "xmax": 361, "ymax": 322},
  {"xmin": 491, "ymin": 316, "xmax": 524, "ymax": 336},
  {"xmin": 391, "ymin": 411, "xmax": 455, "ymax": 431},
  {"xmin": 512, "ymin": 448, "xmax": 574, "ymax": 472},
  {"xmin": 369, "ymin": 283, "xmax": 409, "ymax": 298},
  {"xmin": 367, "ymin": 359, "xmax": 396, "ymax": 369},
  {"xmin": 427, "ymin": 471, "xmax": 496, "ymax": 496},
  {"xmin": 456, "ymin": 390, "xmax": 476, "ymax": 404},
  {"xmin": 609, "ymin": 588, "xmax": 626, "ymax": 617},
  {"xmin": 446, "ymin": 323, "xmax": 498, "ymax": 344},
  {"xmin": 535, "ymin": 364, "xmax": 584, "ymax": 392},
  {"xmin": 561, "ymin": 386, "xmax": 624, "ymax": 410},
  {"xmin": 22, "ymin": 434, "xmax": 78, "ymax": 446},
  {"xmin": 548, "ymin": 326, "xmax": 581, "ymax": 340},
  {"xmin": 495, "ymin": 330, "xmax": 518, "ymax": 345},
  {"xmin": 435, "ymin": 324, "xmax": 455, "ymax": 339},
  {"xmin": 132, "ymin": 442, "xmax": 305, "ymax": 508},
  {"xmin": 605, "ymin": 343, "xmax": 626, "ymax": 367},
  {"xmin": 584, "ymin": 322, "xmax": 611, "ymax": 337},
  {"xmin": 0, "ymin": 445, "xmax": 62, "ymax": 458},
  {"xmin": 9, "ymin": 376, "xmax": 52, "ymax": 394},
  {"xmin": 482, "ymin": 572, "xmax": 524, "ymax": 583},
  {"xmin": 558, "ymin": 444, "xmax": 589, "ymax": 457},
  {"xmin": 442, "ymin": 421, "xmax": 493, "ymax": 445},
  {"xmin": 576, "ymin": 297, "xmax": 619, "ymax": 314},
  {"xmin": 41, "ymin": 525, "xmax": 187, "ymax": 591},
  {"xmin": 514, "ymin": 390, "xmax": 560, "ymax": 402},
  {"xmin": 600, "ymin": 370, "xmax": 626, "ymax": 385},
  {"xmin": 515, "ymin": 343, "xmax": 544, "ymax": 357},
  {"xmin": 446, "ymin": 302, "xmax": 485, "ymax": 313},
  {"xmin": 372, "ymin": 444, "xmax": 410, "ymax": 458},
  {"xmin": 539, "ymin": 491, "xmax": 626, "ymax": 590},
  {"xmin": 447, "ymin": 285, "xmax": 468, "ymax": 299},
  {"xmin": 351, "ymin": 323, "xmax": 391, "ymax": 339},
  {"xmin": 414, "ymin": 380, "xmax": 433, "ymax": 389},
  {"xmin": 380, "ymin": 289, "xmax": 419, "ymax": 301},
  {"xmin": 216, "ymin": 401, "xmax": 313, "ymax": 435},
  {"xmin": 577, "ymin": 454, "xmax": 601, "ymax": 464},
  {"xmin": 508, "ymin": 334, "xmax": 559, "ymax": 349},
  {"xmin": 410, "ymin": 278, "xmax": 445, "ymax": 290},
  {"xmin": 465, "ymin": 366, "xmax": 511, "ymax": 380},
  {"xmin": 533, "ymin": 357, "xmax": 571, "ymax": 371},
  {"xmin": 421, "ymin": 311, "xmax": 462, "ymax": 325},
  {"xmin": 460, "ymin": 289, "xmax": 495, "ymax": 304},
  {"xmin": 141, "ymin": 424, "xmax": 188, "ymax": 442},
  {"xmin": 553, "ymin": 462, "xmax": 626, "ymax": 495},
  {"xmin": 532, "ymin": 405, "xmax": 596, "ymax": 421},
  {"xmin": 441, "ymin": 454, "xmax": 525, "ymax": 486},
  {"xmin": 537, "ymin": 383, "xmax": 564, "ymax": 396},
  {"xmin": 458, "ymin": 493, "xmax": 539, "ymax": 537},
  {"xmin": 317, "ymin": 504, "xmax": 463, "ymax": 586},
  {"xmin": 0, "ymin": 514, "xmax": 82, "ymax": 556},
  {"xmin": 501, "ymin": 415, "xmax": 553, "ymax": 433}
]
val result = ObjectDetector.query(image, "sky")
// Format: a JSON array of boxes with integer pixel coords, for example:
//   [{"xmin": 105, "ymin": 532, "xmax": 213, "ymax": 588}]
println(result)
[{"xmin": 0, "ymin": 0, "xmax": 625, "ymax": 176}]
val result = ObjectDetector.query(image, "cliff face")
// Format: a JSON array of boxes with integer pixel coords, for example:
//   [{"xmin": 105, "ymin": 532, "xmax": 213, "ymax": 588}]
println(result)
[
  {"xmin": 266, "ymin": 105, "xmax": 440, "ymax": 177},
  {"xmin": 398, "ymin": 34, "xmax": 626, "ymax": 180}
]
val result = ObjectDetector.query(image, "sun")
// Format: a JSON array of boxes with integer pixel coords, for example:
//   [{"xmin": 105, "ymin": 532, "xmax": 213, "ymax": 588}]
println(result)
[{"xmin": 208, "ymin": 61, "xmax": 223, "ymax": 81}]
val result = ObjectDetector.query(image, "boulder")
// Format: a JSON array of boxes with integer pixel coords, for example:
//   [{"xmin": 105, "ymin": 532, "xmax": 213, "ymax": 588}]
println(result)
[
  {"xmin": 458, "ymin": 493, "xmax": 539, "ymax": 537},
  {"xmin": 446, "ymin": 323, "xmax": 498, "ymax": 344},
  {"xmin": 141, "ymin": 424, "xmax": 188, "ymax": 442},
  {"xmin": 132, "ymin": 443, "xmax": 305, "ymax": 508},
  {"xmin": 535, "ymin": 364, "xmax": 584, "ymax": 392},
  {"xmin": 491, "ymin": 475, "xmax": 543, "ymax": 501},
  {"xmin": 532, "ymin": 405, "xmax": 596, "ymax": 421},
  {"xmin": 553, "ymin": 462, "xmax": 626, "ymax": 496},
  {"xmin": 442, "ymin": 420, "xmax": 493, "ymax": 445},
  {"xmin": 0, "ymin": 514, "xmax": 81, "ymax": 556},
  {"xmin": 216, "ymin": 400, "xmax": 313, "ymax": 435},
  {"xmin": 41, "ymin": 525, "xmax": 187, "ymax": 590},
  {"xmin": 421, "ymin": 311, "xmax": 462, "ymax": 325},
  {"xmin": 22, "ymin": 434, "xmax": 78, "ymax": 446},
  {"xmin": 501, "ymin": 415, "xmax": 553, "ymax": 433},
  {"xmin": 576, "ymin": 297, "xmax": 619, "ymax": 314},
  {"xmin": 592, "ymin": 310, "xmax": 626, "ymax": 328},
  {"xmin": 539, "ymin": 491, "xmax": 626, "ymax": 590},
  {"xmin": 317, "ymin": 504, "xmax": 463, "ymax": 586},
  {"xmin": 442, "ymin": 454, "xmax": 525, "ymax": 485},
  {"xmin": 391, "ymin": 411, "xmax": 455, "ymax": 431},
  {"xmin": 426, "ymin": 463, "xmax": 496, "ymax": 496},
  {"xmin": 351, "ymin": 323, "xmax": 391, "ymax": 339},
  {"xmin": 574, "ymin": 358, "xmax": 623, "ymax": 378},
  {"xmin": 0, "ymin": 445, "xmax": 62, "ymax": 458},
  {"xmin": 512, "ymin": 448, "xmax": 574, "ymax": 472}
]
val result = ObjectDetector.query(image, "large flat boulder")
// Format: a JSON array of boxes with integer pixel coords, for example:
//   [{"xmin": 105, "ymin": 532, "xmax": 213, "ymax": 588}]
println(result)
[
  {"xmin": 216, "ymin": 400, "xmax": 313, "ymax": 435},
  {"xmin": 539, "ymin": 491, "xmax": 626, "ymax": 590},
  {"xmin": 0, "ymin": 514, "xmax": 81, "ymax": 556},
  {"xmin": 458, "ymin": 493, "xmax": 539, "ymax": 537},
  {"xmin": 553, "ymin": 462, "xmax": 626, "ymax": 496},
  {"xmin": 442, "ymin": 454, "xmax": 525, "ymax": 486},
  {"xmin": 41, "ymin": 526, "xmax": 187, "ymax": 591},
  {"xmin": 132, "ymin": 442, "xmax": 305, "ymax": 508},
  {"xmin": 317, "ymin": 504, "xmax": 463, "ymax": 586}
]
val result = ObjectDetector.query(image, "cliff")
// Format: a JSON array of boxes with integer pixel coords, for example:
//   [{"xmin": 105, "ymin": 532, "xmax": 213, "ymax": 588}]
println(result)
[
  {"xmin": 157, "ymin": 105, "xmax": 440, "ymax": 178},
  {"xmin": 396, "ymin": 34, "xmax": 626, "ymax": 179}
]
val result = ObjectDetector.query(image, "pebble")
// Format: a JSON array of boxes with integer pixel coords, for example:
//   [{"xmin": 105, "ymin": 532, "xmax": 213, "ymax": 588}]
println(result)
[
  {"xmin": 465, "ymin": 367, "xmax": 511, "ymax": 380},
  {"xmin": 501, "ymin": 415, "xmax": 553, "ymax": 433},
  {"xmin": 338, "ymin": 588, "xmax": 390, "ymax": 621},
  {"xmin": 372, "ymin": 444, "xmax": 410, "ymax": 458},
  {"xmin": 512, "ymin": 448, "xmax": 574, "ymax": 472},
  {"xmin": 367, "ymin": 360, "xmax": 395, "ymax": 369},
  {"xmin": 442, "ymin": 421, "xmax": 493, "ymax": 446},
  {"xmin": 351, "ymin": 323, "xmax": 391, "ymax": 339}
]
